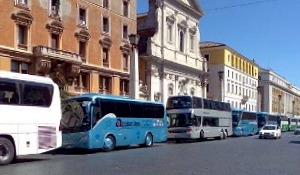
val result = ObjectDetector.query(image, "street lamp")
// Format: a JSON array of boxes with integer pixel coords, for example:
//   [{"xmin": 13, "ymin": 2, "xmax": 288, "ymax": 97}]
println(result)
[
  {"xmin": 218, "ymin": 71, "xmax": 224, "ymax": 102},
  {"xmin": 129, "ymin": 34, "xmax": 140, "ymax": 99},
  {"xmin": 278, "ymin": 94, "xmax": 282, "ymax": 115},
  {"xmin": 292, "ymin": 100, "xmax": 295, "ymax": 117}
]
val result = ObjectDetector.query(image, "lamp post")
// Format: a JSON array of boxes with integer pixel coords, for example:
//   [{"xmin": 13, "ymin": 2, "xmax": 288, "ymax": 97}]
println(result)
[
  {"xmin": 278, "ymin": 94, "xmax": 282, "ymax": 115},
  {"xmin": 257, "ymin": 86, "xmax": 261, "ymax": 112},
  {"xmin": 129, "ymin": 34, "xmax": 140, "ymax": 99},
  {"xmin": 292, "ymin": 100, "xmax": 295, "ymax": 117},
  {"xmin": 218, "ymin": 71, "xmax": 224, "ymax": 102}
]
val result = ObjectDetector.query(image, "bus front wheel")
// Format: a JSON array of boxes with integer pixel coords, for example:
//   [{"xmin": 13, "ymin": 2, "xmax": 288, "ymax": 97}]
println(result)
[
  {"xmin": 0, "ymin": 137, "xmax": 15, "ymax": 165},
  {"xmin": 143, "ymin": 133, "xmax": 153, "ymax": 147},
  {"xmin": 103, "ymin": 135, "xmax": 116, "ymax": 152}
]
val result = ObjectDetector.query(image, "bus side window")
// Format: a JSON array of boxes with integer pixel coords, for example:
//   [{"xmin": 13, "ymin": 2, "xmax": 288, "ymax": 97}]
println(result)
[
  {"xmin": 0, "ymin": 80, "xmax": 19, "ymax": 105},
  {"xmin": 194, "ymin": 115, "xmax": 201, "ymax": 126},
  {"xmin": 92, "ymin": 105, "xmax": 102, "ymax": 127}
]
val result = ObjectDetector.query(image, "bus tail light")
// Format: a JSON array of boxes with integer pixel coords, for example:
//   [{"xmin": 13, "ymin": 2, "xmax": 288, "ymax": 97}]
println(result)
[{"xmin": 186, "ymin": 127, "xmax": 192, "ymax": 132}]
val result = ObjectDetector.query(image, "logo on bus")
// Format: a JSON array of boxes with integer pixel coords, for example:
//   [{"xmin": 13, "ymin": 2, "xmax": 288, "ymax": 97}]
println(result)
[{"xmin": 116, "ymin": 119, "xmax": 122, "ymax": 127}]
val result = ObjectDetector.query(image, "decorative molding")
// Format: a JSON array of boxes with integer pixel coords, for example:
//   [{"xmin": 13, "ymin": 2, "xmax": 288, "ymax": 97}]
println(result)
[
  {"xmin": 75, "ymin": 29, "xmax": 91, "ymax": 42},
  {"xmin": 66, "ymin": 64, "xmax": 81, "ymax": 84},
  {"xmin": 120, "ymin": 43, "xmax": 131, "ymax": 55},
  {"xmin": 189, "ymin": 26, "xmax": 197, "ymax": 35},
  {"xmin": 35, "ymin": 58, "xmax": 51, "ymax": 75},
  {"xmin": 46, "ymin": 20, "xmax": 64, "ymax": 34},
  {"xmin": 166, "ymin": 14, "xmax": 175, "ymax": 25},
  {"xmin": 11, "ymin": 10, "xmax": 33, "ymax": 26},
  {"xmin": 178, "ymin": 20, "xmax": 188, "ymax": 31},
  {"xmin": 99, "ymin": 36, "xmax": 112, "ymax": 48}
]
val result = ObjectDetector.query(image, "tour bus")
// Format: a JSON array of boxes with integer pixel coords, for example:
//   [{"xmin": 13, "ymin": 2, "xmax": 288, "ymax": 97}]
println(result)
[
  {"xmin": 232, "ymin": 109, "xmax": 258, "ymax": 136},
  {"xmin": 60, "ymin": 93, "xmax": 167, "ymax": 151},
  {"xmin": 257, "ymin": 112, "xmax": 268, "ymax": 131},
  {"xmin": 267, "ymin": 114, "xmax": 281, "ymax": 126},
  {"xmin": 0, "ymin": 71, "xmax": 62, "ymax": 165},
  {"xmin": 280, "ymin": 115, "xmax": 289, "ymax": 132},
  {"xmin": 288, "ymin": 117, "xmax": 298, "ymax": 131},
  {"xmin": 166, "ymin": 95, "xmax": 232, "ymax": 142}
]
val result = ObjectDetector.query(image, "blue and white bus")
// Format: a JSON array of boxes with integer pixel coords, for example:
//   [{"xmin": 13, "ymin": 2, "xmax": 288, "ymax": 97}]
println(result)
[
  {"xmin": 257, "ymin": 112, "xmax": 268, "ymax": 131},
  {"xmin": 166, "ymin": 96, "xmax": 232, "ymax": 142},
  {"xmin": 60, "ymin": 93, "xmax": 168, "ymax": 151},
  {"xmin": 232, "ymin": 109, "xmax": 258, "ymax": 136}
]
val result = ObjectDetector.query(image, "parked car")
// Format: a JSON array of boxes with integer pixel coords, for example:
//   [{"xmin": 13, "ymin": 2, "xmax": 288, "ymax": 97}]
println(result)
[
  {"xmin": 259, "ymin": 125, "xmax": 281, "ymax": 139},
  {"xmin": 294, "ymin": 126, "xmax": 300, "ymax": 135}
]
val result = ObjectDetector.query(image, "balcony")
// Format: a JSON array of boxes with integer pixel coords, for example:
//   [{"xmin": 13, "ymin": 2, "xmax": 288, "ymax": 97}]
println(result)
[{"xmin": 33, "ymin": 45, "xmax": 83, "ymax": 64}]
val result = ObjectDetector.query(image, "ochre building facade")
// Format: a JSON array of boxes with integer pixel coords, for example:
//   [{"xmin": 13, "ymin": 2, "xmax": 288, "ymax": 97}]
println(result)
[{"xmin": 0, "ymin": 0, "xmax": 137, "ymax": 96}]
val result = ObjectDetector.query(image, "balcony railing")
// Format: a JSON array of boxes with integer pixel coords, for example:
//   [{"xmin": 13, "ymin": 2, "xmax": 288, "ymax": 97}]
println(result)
[{"xmin": 33, "ymin": 45, "xmax": 83, "ymax": 64}]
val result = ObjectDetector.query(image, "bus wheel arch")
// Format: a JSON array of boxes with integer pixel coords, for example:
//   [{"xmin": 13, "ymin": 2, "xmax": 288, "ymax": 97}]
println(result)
[
  {"xmin": 223, "ymin": 129, "xmax": 228, "ymax": 139},
  {"xmin": 103, "ymin": 134, "xmax": 116, "ymax": 152},
  {"xmin": 0, "ymin": 135, "xmax": 16, "ymax": 165},
  {"xmin": 143, "ymin": 132, "xmax": 153, "ymax": 147}
]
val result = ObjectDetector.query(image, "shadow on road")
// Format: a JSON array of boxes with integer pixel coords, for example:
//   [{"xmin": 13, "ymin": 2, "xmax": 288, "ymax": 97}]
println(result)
[
  {"xmin": 44, "ymin": 145, "xmax": 162, "ymax": 155},
  {"xmin": 12, "ymin": 158, "xmax": 47, "ymax": 165},
  {"xmin": 289, "ymin": 141, "xmax": 300, "ymax": 144}
]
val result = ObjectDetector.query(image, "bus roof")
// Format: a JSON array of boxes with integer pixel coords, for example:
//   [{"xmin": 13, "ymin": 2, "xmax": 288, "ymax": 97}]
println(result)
[
  {"xmin": 0, "ymin": 71, "xmax": 54, "ymax": 84},
  {"xmin": 67, "ymin": 93, "xmax": 164, "ymax": 105}
]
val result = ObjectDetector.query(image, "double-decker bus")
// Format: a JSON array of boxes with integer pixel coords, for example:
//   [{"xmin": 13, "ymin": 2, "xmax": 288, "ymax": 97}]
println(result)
[
  {"xmin": 166, "ymin": 95, "xmax": 232, "ymax": 142},
  {"xmin": 257, "ymin": 112, "xmax": 268, "ymax": 131},
  {"xmin": 0, "ymin": 71, "xmax": 62, "ymax": 165},
  {"xmin": 60, "ymin": 94, "xmax": 167, "ymax": 151},
  {"xmin": 280, "ymin": 115, "xmax": 289, "ymax": 132},
  {"xmin": 232, "ymin": 109, "xmax": 258, "ymax": 136}
]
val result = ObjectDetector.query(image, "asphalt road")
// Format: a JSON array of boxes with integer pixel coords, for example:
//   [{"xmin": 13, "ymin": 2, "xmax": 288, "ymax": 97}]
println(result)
[{"xmin": 1, "ymin": 132, "xmax": 300, "ymax": 175}]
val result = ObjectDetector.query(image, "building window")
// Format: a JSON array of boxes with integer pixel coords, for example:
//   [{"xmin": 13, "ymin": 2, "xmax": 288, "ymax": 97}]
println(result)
[
  {"xmin": 82, "ymin": 72, "xmax": 90, "ymax": 92},
  {"xmin": 15, "ymin": 0, "xmax": 29, "ymax": 8},
  {"xmin": 206, "ymin": 84, "xmax": 209, "ymax": 93},
  {"xmin": 204, "ymin": 54, "xmax": 209, "ymax": 62},
  {"xmin": 120, "ymin": 79, "xmax": 129, "ymax": 96},
  {"xmin": 17, "ymin": 25, "xmax": 28, "ymax": 50},
  {"xmin": 78, "ymin": 8, "xmax": 87, "ymax": 26},
  {"xmin": 51, "ymin": 33, "xmax": 60, "ymax": 49},
  {"xmin": 103, "ymin": 0, "xmax": 109, "ymax": 9},
  {"xmin": 102, "ymin": 17, "xmax": 109, "ymax": 33},
  {"xmin": 227, "ymin": 83, "xmax": 230, "ymax": 92},
  {"xmin": 123, "ymin": 54, "xmax": 129, "ymax": 71},
  {"xmin": 167, "ymin": 24, "xmax": 173, "ymax": 43},
  {"xmin": 123, "ymin": 25, "xmax": 128, "ymax": 39},
  {"xmin": 79, "ymin": 41, "xmax": 86, "ymax": 58},
  {"xmin": 103, "ymin": 48, "xmax": 109, "ymax": 67},
  {"xmin": 168, "ymin": 84, "xmax": 174, "ymax": 96},
  {"xmin": 179, "ymin": 31, "xmax": 184, "ymax": 52},
  {"xmin": 190, "ymin": 88, "xmax": 195, "ymax": 96},
  {"xmin": 11, "ymin": 60, "xmax": 29, "ymax": 74},
  {"xmin": 99, "ymin": 75, "xmax": 112, "ymax": 94},
  {"xmin": 50, "ymin": 0, "xmax": 60, "ymax": 19},
  {"xmin": 123, "ymin": 0, "xmax": 129, "ymax": 17},
  {"xmin": 189, "ymin": 34, "xmax": 195, "ymax": 52}
]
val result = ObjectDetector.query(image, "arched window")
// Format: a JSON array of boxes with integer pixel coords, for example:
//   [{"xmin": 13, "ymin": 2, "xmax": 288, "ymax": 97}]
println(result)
[
  {"xmin": 190, "ymin": 88, "xmax": 195, "ymax": 96},
  {"xmin": 179, "ymin": 31, "xmax": 184, "ymax": 52},
  {"xmin": 168, "ymin": 84, "xmax": 174, "ymax": 96}
]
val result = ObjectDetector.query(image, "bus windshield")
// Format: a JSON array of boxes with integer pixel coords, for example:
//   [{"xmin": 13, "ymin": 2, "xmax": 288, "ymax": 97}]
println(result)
[
  {"xmin": 166, "ymin": 96, "xmax": 192, "ymax": 109},
  {"xmin": 232, "ymin": 113, "xmax": 240, "ymax": 127},
  {"xmin": 168, "ymin": 113, "xmax": 192, "ymax": 127},
  {"xmin": 60, "ymin": 99, "xmax": 91, "ymax": 133}
]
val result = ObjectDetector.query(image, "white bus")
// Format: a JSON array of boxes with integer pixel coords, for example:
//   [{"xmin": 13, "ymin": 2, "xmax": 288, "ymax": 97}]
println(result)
[
  {"xmin": 0, "ymin": 71, "xmax": 62, "ymax": 165},
  {"xmin": 167, "ymin": 95, "xmax": 232, "ymax": 142}
]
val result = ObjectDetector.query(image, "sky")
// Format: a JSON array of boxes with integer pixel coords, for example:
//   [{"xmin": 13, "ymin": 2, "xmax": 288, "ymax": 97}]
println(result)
[{"xmin": 137, "ymin": 0, "xmax": 300, "ymax": 88}]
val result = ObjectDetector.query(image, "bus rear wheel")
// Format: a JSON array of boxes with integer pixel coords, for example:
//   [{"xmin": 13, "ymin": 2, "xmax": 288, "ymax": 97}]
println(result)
[
  {"xmin": 103, "ymin": 135, "xmax": 115, "ymax": 152},
  {"xmin": 0, "ymin": 137, "xmax": 15, "ymax": 165},
  {"xmin": 143, "ymin": 133, "xmax": 153, "ymax": 147}
]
